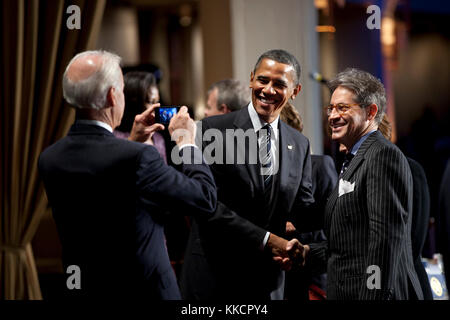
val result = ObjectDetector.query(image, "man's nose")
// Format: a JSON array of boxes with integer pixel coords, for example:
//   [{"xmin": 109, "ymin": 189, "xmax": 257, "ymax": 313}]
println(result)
[
  {"xmin": 328, "ymin": 106, "xmax": 340, "ymax": 121},
  {"xmin": 262, "ymin": 83, "xmax": 275, "ymax": 95}
]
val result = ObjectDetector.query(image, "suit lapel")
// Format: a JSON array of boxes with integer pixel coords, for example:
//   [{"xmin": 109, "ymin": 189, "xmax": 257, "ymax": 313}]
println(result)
[
  {"xmin": 278, "ymin": 121, "xmax": 298, "ymax": 196},
  {"xmin": 325, "ymin": 131, "xmax": 380, "ymax": 221},
  {"xmin": 341, "ymin": 131, "xmax": 379, "ymax": 181},
  {"xmin": 233, "ymin": 108, "xmax": 262, "ymax": 191}
]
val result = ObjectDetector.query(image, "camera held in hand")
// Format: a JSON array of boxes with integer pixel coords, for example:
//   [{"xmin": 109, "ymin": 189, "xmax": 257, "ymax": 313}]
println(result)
[{"xmin": 155, "ymin": 106, "xmax": 180, "ymax": 125}]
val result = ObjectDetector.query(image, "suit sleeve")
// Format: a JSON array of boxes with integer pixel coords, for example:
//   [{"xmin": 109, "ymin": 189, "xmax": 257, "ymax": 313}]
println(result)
[
  {"xmin": 301, "ymin": 156, "xmax": 337, "ymax": 273},
  {"xmin": 194, "ymin": 119, "xmax": 268, "ymax": 249},
  {"xmin": 203, "ymin": 201, "xmax": 268, "ymax": 249},
  {"xmin": 136, "ymin": 145, "xmax": 217, "ymax": 218},
  {"xmin": 316, "ymin": 155, "xmax": 338, "ymax": 204},
  {"xmin": 359, "ymin": 146, "xmax": 413, "ymax": 300},
  {"xmin": 306, "ymin": 240, "xmax": 329, "ymax": 274}
]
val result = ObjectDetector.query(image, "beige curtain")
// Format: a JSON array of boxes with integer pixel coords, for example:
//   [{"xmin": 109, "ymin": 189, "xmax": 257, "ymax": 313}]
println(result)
[{"xmin": 0, "ymin": 0, "xmax": 106, "ymax": 300}]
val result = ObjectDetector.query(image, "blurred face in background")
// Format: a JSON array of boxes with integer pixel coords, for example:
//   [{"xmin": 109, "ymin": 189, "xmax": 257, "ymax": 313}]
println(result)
[
  {"xmin": 146, "ymin": 85, "xmax": 160, "ymax": 109},
  {"xmin": 204, "ymin": 87, "xmax": 223, "ymax": 118}
]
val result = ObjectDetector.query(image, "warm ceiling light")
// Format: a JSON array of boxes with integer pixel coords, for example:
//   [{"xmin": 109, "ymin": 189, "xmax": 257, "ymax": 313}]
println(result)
[
  {"xmin": 314, "ymin": 0, "xmax": 328, "ymax": 9},
  {"xmin": 316, "ymin": 25, "xmax": 336, "ymax": 33}
]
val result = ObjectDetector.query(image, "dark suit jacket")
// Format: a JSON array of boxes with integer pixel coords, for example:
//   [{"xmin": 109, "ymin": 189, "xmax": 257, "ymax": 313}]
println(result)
[
  {"xmin": 291, "ymin": 155, "xmax": 337, "ymax": 245},
  {"xmin": 180, "ymin": 106, "xmax": 315, "ymax": 300},
  {"xmin": 285, "ymin": 155, "xmax": 337, "ymax": 300},
  {"xmin": 309, "ymin": 131, "xmax": 423, "ymax": 300},
  {"xmin": 438, "ymin": 160, "xmax": 450, "ymax": 291},
  {"xmin": 407, "ymin": 158, "xmax": 433, "ymax": 300},
  {"xmin": 310, "ymin": 155, "xmax": 338, "ymax": 217},
  {"xmin": 38, "ymin": 123, "xmax": 216, "ymax": 299}
]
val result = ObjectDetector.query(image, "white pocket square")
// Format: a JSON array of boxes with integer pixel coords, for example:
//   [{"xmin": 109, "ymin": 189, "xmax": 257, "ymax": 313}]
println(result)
[{"xmin": 338, "ymin": 178, "xmax": 355, "ymax": 197}]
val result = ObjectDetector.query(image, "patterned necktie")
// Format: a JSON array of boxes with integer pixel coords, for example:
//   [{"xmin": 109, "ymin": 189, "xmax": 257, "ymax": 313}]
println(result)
[
  {"xmin": 339, "ymin": 152, "xmax": 354, "ymax": 178},
  {"xmin": 259, "ymin": 124, "xmax": 273, "ymax": 191}
]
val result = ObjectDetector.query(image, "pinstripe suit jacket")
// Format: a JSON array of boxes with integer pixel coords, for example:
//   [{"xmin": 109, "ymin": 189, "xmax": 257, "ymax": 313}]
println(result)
[{"xmin": 309, "ymin": 131, "xmax": 423, "ymax": 300}]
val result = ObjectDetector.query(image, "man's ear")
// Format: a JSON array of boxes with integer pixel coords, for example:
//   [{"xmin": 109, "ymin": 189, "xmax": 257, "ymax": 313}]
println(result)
[
  {"xmin": 221, "ymin": 104, "xmax": 231, "ymax": 114},
  {"xmin": 367, "ymin": 103, "xmax": 378, "ymax": 120},
  {"xmin": 249, "ymin": 71, "xmax": 254, "ymax": 86},
  {"xmin": 106, "ymin": 87, "xmax": 116, "ymax": 108},
  {"xmin": 291, "ymin": 84, "xmax": 302, "ymax": 100}
]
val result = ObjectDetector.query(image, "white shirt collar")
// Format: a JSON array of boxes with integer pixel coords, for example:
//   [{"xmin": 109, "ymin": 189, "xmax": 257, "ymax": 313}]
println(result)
[
  {"xmin": 76, "ymin": 119, "xmax": 113, "ymax": 133},
  {"xmin": 247, "ymin": 101, "xmax": 279, "ymax": 138}
]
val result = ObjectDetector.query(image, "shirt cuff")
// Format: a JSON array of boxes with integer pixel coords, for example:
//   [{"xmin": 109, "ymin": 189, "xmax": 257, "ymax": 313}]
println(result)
[
  {"xmin": 178, "ymin": 143, "xmax": 198, "ymax": 151},
  {"xmin": 260, "ymin": 231, "xmax": 270, "ymax": 251}
]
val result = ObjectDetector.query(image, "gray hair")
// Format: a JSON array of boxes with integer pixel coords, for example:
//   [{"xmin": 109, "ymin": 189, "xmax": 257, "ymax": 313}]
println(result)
[
  {"xmin": 328, "ymin": 68, "xmax": 386, "ymax": 123},
  {"xmin": 208, "ymin": 79, "xmax": 250, "ymax": 112},
  {"xmin": 253, "ymin": 49, "xmax": 301, "ymax": 86},
  {"xmin": 63, "ymin": 50, "xmax": 122, "ymax": 110}
]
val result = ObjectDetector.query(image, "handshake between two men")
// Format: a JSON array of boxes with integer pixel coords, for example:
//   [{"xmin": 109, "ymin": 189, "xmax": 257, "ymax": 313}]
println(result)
[{"xmin": 267, "ymin": 232, "xmax": 310, "ymax": 271}]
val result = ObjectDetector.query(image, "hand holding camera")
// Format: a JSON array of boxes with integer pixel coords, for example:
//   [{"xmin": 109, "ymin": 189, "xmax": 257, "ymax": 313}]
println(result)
[
  {"xmin": 168, "ymin": 106, "xmax": 196, "ymax": 147},
  {"xmin": 129, "ymin": 103, "xmax": 165, "ymax": 143}
]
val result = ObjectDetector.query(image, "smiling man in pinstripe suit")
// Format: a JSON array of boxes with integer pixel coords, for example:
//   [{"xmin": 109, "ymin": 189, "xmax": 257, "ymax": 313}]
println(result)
[{"xmin": 306, "ymin": 68, "xmax": 423, "ymax": 300}]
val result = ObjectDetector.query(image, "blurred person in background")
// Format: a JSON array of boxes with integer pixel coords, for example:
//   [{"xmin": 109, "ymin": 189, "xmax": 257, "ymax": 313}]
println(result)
[
  {"xmin": 438, "ymin": 160, "xmax": 450, "ymax": 293},
  {"xmin": 114, "ymin": 71, "xmax": 167, "ymax": 163},
  {"xmin": 377, "ymin": 114, "xmax": 433, "ymax": 300},
  {"xmin": 204, "ymin": 79, "xmax": 250, "ymax": 118}
]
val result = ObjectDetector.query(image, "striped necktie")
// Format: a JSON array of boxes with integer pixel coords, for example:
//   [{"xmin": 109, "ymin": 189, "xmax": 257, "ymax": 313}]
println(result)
[{"xmin": 259, "ymin": 124, "xmax": 273, "ymax": 190}]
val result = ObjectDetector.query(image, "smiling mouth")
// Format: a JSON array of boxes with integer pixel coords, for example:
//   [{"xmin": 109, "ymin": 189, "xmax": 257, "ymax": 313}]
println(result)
[
  {"xmin": 330, "ymin": 123, "xmax": 346, "ymax": 131},
  {"xmin": 257, "ymin": 96, "xmax": 276, "ymax": 106}
]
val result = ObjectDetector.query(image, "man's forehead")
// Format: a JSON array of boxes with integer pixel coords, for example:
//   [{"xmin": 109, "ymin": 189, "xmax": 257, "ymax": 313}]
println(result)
[
  {"xmin": 208, "ymin": 87, "xmax": 218, "ymax": 99},
  {"xmin": 207, "ymin": 87, "xmax": 218, "ymax": 105},
  {"xmin": 255, "ymin": 58, "xmax": 295, "ymax": 81},
  {"xmin": 257, "ymin": 58, "xmax": 294, "ymax": 71},
  {"xmin": 331, "ymin": 86, "xmax": 356, "ymax": 102}
]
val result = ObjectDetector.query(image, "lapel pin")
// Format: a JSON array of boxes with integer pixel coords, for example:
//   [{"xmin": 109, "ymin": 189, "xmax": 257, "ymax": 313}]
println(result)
[{"xmin": 288, "ymin": 145, "xmax": 293, "ymax": 150}]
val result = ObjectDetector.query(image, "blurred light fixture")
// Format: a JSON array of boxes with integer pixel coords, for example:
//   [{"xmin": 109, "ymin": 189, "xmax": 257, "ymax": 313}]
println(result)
[
  {"xmin": 316, "ymin": 25, "xmax": 336, "ymax": 33},
  {"xmin": 179, "ymin": 4, "xmax": 192, "ymax": 27},
  {"xmin": 179, "ymin": 16, "xmax": 192, "ymax": 27},
  {"xmin": 314, "ymin": 0, "xmax": 328, "ymax": 9}
]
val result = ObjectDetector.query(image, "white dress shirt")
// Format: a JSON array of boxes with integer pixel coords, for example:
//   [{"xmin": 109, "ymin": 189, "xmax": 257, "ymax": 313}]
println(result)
[{"xmin": 247, "ymin": 102, "xmax": 281, "ymax": 250}]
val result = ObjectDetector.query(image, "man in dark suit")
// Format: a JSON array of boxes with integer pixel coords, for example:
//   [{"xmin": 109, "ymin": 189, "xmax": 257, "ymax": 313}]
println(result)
[
  {"xmin": 38, "ymin": 50, "xmax": 217, "ymax": 299},
  {"xmin": 180, "ymin": 49, "xmax": 314, "ymax": 300},
  {"xmin": 438, "ymin": 160, "xmax": 450, "ymax": 291},
  {"xmin": 285, "ymin": 154, "xmax": 337, "ymax": 300},
  {"xmin": 307, "ymin": 68, "xmax": 423, "ymax": 300},
  {"xmin": 407, "ymin": 158, "xmax": 433, "ymax": 299}
]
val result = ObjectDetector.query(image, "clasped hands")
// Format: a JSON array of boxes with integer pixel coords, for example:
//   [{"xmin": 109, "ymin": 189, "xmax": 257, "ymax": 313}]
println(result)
[{"xmin": 267, "ymin": 233, "xmax": 309, "ymax": 271}]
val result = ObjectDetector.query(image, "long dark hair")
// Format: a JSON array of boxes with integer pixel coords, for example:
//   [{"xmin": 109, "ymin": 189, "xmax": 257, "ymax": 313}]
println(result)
[{"xmin": 116, "ymin": 71, "xmax": 156, "ymax": 133}]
